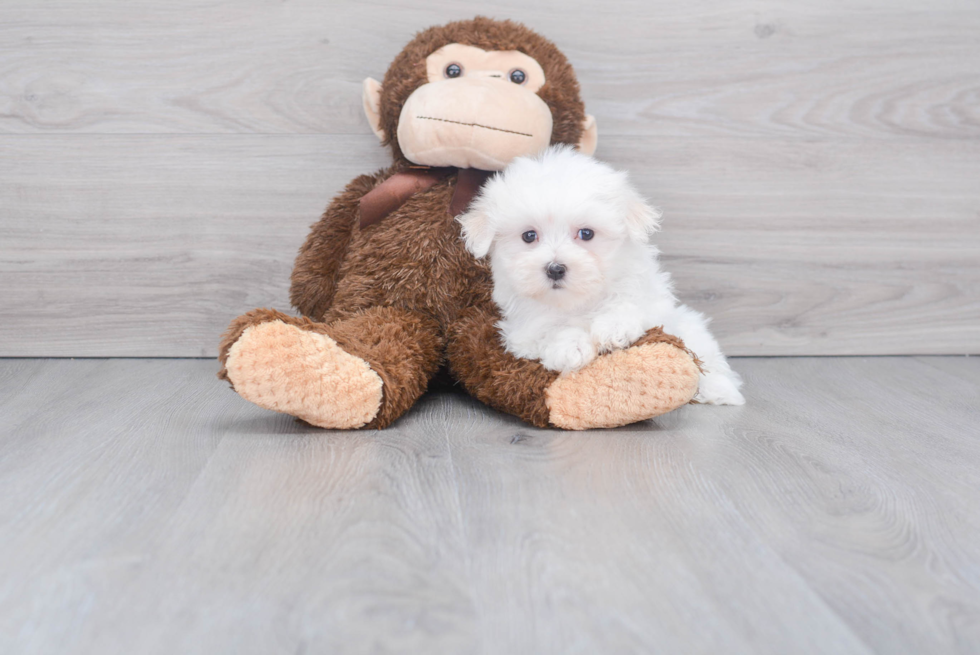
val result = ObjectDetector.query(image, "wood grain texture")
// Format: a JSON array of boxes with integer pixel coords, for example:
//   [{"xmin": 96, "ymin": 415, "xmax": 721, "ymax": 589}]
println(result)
[
  {"xmin": 1, "ymin": 134, "xmax": 977, "ymax": 356},
  {"xmin": 0, "ymin": 1, "xmax": 977, "ymax": 139},
  {"xmin": 0, "ymin": 359, "xmax": 479, "ymax": 654},
  {"xmin": 0, "ymin": 1, "xmax": 978, "ymax": 356},
  {"xmin": 1, "ymin": 356, "xmax": 978, "ymax": 653},
  {"xmin": 0, "ymin": 135, "xmax": 388, "ymax": 357}
]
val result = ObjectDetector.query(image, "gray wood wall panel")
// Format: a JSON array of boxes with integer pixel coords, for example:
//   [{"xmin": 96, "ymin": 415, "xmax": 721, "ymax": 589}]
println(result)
[
  {"xmin": 1, "ymin": 1, "xmax": 978, "ymax": 356},
  {"xmin": 2, "ymin": 134, "xmax": 976, "ymax": 356},
  {"xmin": 2, "ymin": 1, "xmax": 977, "ymax": 139},
  {"xmin": 0, "ymin": 135, "xmax": 389, "ymax": 357}
]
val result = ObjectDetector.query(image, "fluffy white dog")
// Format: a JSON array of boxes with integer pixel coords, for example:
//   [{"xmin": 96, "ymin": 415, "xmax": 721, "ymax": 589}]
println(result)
[{"xmin": 457, "ymin": 146, "xmax": 745, "ymax": 405}]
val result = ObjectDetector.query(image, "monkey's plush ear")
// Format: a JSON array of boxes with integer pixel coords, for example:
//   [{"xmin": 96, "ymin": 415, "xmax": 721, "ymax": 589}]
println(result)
[
  {"xmin": 623, "ymin": 188, "xmax": 663, "ymax": 243},
  {"xmin": 456, "ymin": 207, "xmax": 494, "ymax": 259},
  {"xmin": 362, "ymin": 78, "xmax": 384, "ymax": 141},
  {"xmin": 577, "ymin": 114, "xmax": 598, "ymax": 156}
]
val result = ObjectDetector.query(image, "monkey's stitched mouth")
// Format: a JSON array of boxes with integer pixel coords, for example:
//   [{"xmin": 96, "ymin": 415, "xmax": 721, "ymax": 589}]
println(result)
[{"xmin": 416, "ymin": 116, "xmax": 533, "ymax": 138}]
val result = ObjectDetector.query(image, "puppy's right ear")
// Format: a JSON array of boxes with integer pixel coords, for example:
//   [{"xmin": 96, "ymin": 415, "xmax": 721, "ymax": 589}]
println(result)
[{"xmin": 456, "ymin": 207, "xmax": 494, "ymax": 258}]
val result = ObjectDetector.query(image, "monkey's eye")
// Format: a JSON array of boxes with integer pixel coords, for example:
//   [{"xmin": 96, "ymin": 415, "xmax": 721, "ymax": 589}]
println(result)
[
  {"xmin": 522, "ymin": 230, "xmax": 537, "ymax": 243},
  {"xmin": 578, "ymin": 228, "xmax": 595, "ymax": 241},
  {"xmin": 509, "ymin": 69, "xmax": 527, "ymax": 84},
  {"xmin": 445, "ymin": 63, "xmax": 462, "ymax": 78}
]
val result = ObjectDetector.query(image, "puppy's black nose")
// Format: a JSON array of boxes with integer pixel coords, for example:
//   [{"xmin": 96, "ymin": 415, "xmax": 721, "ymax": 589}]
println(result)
[{"xmin": 546, "ymin": 263, "xmax": 567, "ymax": 281}]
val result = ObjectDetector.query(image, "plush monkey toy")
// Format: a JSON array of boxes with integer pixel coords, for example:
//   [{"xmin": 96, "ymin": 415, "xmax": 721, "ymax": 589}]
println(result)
[{"xmin": 218, "ymin": 17, "xmax": 700, "ymax": 430}]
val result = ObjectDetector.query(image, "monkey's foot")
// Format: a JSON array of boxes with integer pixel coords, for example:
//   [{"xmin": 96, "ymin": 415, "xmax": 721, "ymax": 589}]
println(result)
[
  {"xmin": 545, "ymin": 334, "xmax": 699, "ymax": 430},
  {"xmin": 224, "ymin": 320, "xmax": 383, "ymax": 429}
]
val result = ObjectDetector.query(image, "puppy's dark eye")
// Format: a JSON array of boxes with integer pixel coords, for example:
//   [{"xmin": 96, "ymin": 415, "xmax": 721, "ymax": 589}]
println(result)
[
  {"xmin": 522, "ymin": 230, "xmax": 537, "ymax": 243},
  {"xmin": 509, "ymin": 69, "xmax": 526, "ymax": 84},
  {"xmin": 445, "ymin": 63, "xmax": 462, "ymax": 78},
  {"xmin": 578, "ymin": 228, "xmax": 595, "ymax": 240}
]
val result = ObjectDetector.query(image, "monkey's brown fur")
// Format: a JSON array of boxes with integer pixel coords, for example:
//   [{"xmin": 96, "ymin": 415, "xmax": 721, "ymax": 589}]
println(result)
[
  {"xmin": 378, "ymin": 17, "xmax": 587, "ymax": 166},
  {"xmin": 218, "ymin": 18, "xmax": 700, "ymax": 429}
]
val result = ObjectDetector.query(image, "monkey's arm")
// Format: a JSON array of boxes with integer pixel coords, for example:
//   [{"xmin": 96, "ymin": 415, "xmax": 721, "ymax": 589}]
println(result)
[{"xmin": 289, "ymin": 169, "xmax": 390, "ymax": 320}]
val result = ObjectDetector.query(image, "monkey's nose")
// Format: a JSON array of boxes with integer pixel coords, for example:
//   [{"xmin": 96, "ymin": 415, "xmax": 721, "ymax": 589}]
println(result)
[{"xmin": 546, "ymin": 263, "xmax": 567, "ymax": 281}]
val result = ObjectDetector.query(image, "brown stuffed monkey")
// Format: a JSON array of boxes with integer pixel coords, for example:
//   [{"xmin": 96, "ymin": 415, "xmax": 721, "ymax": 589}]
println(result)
[{"xmin": 218, "ymin": 17, "xmax": 700, "ymax": 430}]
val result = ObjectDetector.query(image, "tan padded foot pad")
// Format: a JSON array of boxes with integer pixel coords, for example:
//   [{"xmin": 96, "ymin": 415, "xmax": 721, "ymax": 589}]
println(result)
[
  {"xmin": 546, "ymin": 342, "xmax": 699, "ymax": 430},
  {"xmin": 224, "ymin": 320, "xmax": 383, "ymax": 429}
]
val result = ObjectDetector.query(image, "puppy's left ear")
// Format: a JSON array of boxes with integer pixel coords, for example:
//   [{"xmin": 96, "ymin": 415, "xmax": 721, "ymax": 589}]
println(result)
[
  {"xmin": 456, "ymin": 207, "xmax": 494, "ymax": 258},
  {"xmin": 623, "ymin": 189, "xmax": 663, "ymax": 243}
]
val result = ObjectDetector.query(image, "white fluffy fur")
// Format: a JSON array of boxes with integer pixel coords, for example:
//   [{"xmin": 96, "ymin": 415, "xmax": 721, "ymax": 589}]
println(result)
[{"xmin": 457, "ymin": 145, "xmax": 745, "ymax": 405}]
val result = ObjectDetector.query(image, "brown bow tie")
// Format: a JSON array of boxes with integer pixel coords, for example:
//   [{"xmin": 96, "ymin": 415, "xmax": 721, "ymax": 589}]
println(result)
[{"xmin": 358, "ymin": 167, "xmax": 495, "ymax": 229}]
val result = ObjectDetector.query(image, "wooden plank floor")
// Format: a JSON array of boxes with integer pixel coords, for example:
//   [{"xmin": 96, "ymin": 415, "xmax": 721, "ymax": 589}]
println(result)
[{"xmin": 1, "ymin": 357, "xmax": 978, "ymax": 653}]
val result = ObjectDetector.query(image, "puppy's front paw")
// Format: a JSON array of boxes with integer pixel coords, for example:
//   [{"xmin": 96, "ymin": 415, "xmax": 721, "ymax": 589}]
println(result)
[
  {"xmin": 540, "ymin": 329, "xmax": 597, "ymax": 373},
  {"xmin": 695, "ymin": 371, "xmax": 746, "ymax": 405},
  {"xmin": 591, "ymin": 312, "xmax": 645, "ymax": 354}
]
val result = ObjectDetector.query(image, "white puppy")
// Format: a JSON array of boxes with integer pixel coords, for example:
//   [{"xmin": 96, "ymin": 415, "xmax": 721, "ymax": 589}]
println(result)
[{"xmin": 457, "ymin": 146, "xmax": 744, "ymax": 405}]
